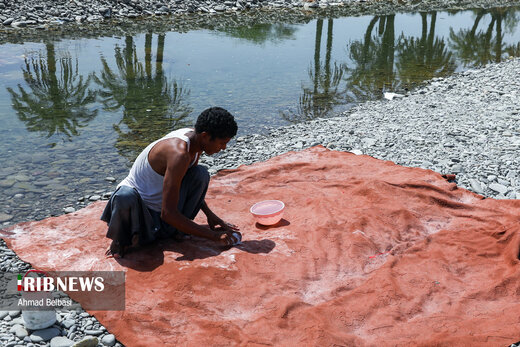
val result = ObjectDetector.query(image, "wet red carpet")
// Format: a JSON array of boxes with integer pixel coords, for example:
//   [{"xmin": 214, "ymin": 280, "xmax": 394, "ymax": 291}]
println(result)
[{"xmin": 2, "ymin": 146, "xmax": 520, "ymax": 346}]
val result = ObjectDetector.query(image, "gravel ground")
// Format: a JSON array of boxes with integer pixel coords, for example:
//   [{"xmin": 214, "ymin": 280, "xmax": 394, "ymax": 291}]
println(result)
[
  {"xmin": 0, "ymin": 0, "xmax": 518, "ymax": 29},
  {"xmin": 1, "ymin": 0, "xmax": 520, "ymax": 45},
  {"xmin": 0, "ymin": 240, "xmax": 121, "ymax": 347},
  {"xmin": 205, "ymin": 57, "xmax": 520, "ymax": 204}
]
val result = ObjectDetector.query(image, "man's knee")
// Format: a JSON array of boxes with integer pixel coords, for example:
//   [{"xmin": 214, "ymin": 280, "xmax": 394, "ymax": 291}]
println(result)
[
  {"xmin": 112, "ymin": 186, "xmax": 139, "ymax": 210},
  {"xmin": 190, "ymin": 165, "xmax": 210, "ymax": 186}
]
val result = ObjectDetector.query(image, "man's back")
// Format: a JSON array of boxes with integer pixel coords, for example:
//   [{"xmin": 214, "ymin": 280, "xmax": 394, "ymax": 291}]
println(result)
[{"xmin": 118, "ymin": 128, "xmax": 198, "ymax": 212}]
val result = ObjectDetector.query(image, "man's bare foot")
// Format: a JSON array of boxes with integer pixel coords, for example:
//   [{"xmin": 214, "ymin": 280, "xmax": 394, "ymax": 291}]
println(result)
[
  {"xmin": 105, "ymin": 241, "xmax": 124, "ymax": 259},
  {"xmin": 105, "ymin": 247, "xmax": 122, "ymax": 259},
  {"xmin": 105, "ymin": 234, "xmax": 141, "ymax": 259}
]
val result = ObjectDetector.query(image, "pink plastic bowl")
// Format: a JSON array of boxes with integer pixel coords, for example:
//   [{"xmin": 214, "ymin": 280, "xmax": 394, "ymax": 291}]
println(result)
[{"xmin": 250, "ymin": 200, "xmax": 285, "ymax": 226}]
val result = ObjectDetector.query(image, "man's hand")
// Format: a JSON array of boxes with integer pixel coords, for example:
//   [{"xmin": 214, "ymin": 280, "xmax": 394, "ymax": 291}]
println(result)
[
  {"xmin": 207, "ymin": 213, "xmax": 240, "ymax": 233},
  {"xmin": 216, "ymin": 231, "xmax": 241, "ymax": 246},
  {"xmin": 202, "ymin": 202, "xmax": 241, "ymax": 245}
]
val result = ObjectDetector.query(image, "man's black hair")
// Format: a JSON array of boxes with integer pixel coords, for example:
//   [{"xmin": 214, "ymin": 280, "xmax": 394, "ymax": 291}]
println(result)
[{"xmin": 195, "ymin": 107, "xmax": 238, "ymax": 139}]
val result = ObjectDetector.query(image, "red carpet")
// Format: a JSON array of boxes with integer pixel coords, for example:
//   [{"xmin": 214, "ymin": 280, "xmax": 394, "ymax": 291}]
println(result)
[{"xmin": 2, "ymin": 146, "xmax": 520, "ymax": 346}]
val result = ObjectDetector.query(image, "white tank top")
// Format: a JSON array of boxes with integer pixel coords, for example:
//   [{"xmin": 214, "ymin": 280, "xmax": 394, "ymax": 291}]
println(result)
[{"xmin": 118, "ymin": 128, "xmax": 199, "ymax": 212}]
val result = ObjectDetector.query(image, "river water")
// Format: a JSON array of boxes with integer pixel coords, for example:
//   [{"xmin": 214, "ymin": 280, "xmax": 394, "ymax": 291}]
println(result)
[{"xmin": 1, "ymin": 6, "xmax": 520, "ymax": 224}]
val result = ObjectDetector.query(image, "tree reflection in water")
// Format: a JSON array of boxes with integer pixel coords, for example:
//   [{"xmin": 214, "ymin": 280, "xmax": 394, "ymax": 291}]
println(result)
[
  {"xmin": 450, "ymin": 7, "xmax": 520, "ymax": 66},
  {"xmin": 282, "ymin": 19, "xmax": 346, "ymax": 123},
  {"xmin": 7, "ymin": 42, "xmax": 97, "ymax": 142},
  {"xmin": 94, "ymin": 33, "xmax": 192, "ymax": 162},
  {"xmin": 397, "ymin": 12, "xmax": 456, "ymax": 86},
  {"xmin": 218, "ymin": 23, "xmax": 298, "ymax": 44},
  {"xmin": 345, "ymin": 15, "xmax": 398, "ymax": 103},
  {"xmin": 285, "ymin": 13, "xmax": 459, "ymax": 123}
]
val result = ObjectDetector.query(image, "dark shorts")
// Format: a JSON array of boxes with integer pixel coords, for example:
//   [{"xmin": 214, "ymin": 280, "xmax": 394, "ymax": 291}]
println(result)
[{"xmin": 100, "ymin": 165, "xmax": 210, "ymax": 247}]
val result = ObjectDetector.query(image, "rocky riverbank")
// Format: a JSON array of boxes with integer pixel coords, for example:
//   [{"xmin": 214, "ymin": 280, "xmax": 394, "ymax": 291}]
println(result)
[
  {"xmin": 203, "ymin": 57, "xmax": 520, "ymax": 203},
  {"xmin": 1, "ymin": 0, "xmax": 520, "ymax": 45},
  {"xmin": 0, "ymin": 242, "xmax": 121, "ymax": 346},
  {"xmin": 0, "ymin": 0, "xmax": 515, "ymax": 28}
]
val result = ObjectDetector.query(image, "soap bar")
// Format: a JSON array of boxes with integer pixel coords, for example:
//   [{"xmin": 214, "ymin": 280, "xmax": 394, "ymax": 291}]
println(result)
[{"xmin": 231, "ymin": 232, "xmax": 242, "ymax": 245}]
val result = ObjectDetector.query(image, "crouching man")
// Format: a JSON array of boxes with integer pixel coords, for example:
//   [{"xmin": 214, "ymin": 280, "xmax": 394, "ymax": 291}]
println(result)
[{"xmin": 101, "ymin": 107, "xmax": 241, "ymax": 258}]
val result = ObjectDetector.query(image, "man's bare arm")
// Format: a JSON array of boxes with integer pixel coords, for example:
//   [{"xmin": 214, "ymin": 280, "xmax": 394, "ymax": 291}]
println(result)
[
  {"xmin": 201, "ymin": 201, "xmax": 240, "ymax": 234},
  {"xmin": 160, "ymin": 148, "xmax": 220, "ymax": 241},
  {"xmin": 201, "ymin": 201, "xmax": 216, "ymax": 218}
]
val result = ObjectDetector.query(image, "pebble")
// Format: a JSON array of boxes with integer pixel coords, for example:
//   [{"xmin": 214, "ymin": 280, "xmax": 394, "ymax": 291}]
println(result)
[
  {"xmin": 61, "ymin": 319, "xmax": 75, "ymax": 329},
  {"xmin": 13, "ymin": 174, "xmax": 30, "ymax": 182},
  {"xmin": 50, "ymin": 336, "xmax": 75, "ymax": 347},
  {"xmin": 63, "ymin": 207, "xmax": 75, "ymax": 214},
  {"xmin": 101, "ymin": 334, "xmax": 116, "ymax": 346},
  {"xmin": 451, "ymin": 164, "xmax": 463, "ymax": 173},
  {"xmin": 469, "ymin": 179, "xmax": 483, "ymax": 194},
  {"xmin": 497, "ymin": 178, "xmax": 510, "ymax": 186},
  {"xmin": 88, "ymin": 195, "xmax": 101, "ymax": 201},
  {"xmin": 30, "ymin": 327, "xmax": 61, "ymax": 342},
  {"xmin": 0, "ymin": 213, "xmax": 13, "ymax": 222},
  {"xmin": 2, "ymin": 18, "xmax": 14, "ymax": 25},
  {"xmin": 489, "ymin": 183, "xmax": 508, "ymax": 195},
  {"xmin": 71, "ymin": 336, "xmax": 98, "ymax": 347},
  {"xmin": 8, "ymin": 317, "xmax": 24, "ymax": 326},
  {"xmin": 29, "ymin": 334, "xmax": 43, "ymax": 343},
  {"xmin": 84, "ymin": 329, "xmax": 103, "ymax": 336},
  {"xmin": 10, "ymin": 324, "xmax": 28, "ymax": 338},
  {"xmin": 0, "ymin": 179, "xmax": 16, "ymax": 188}
]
